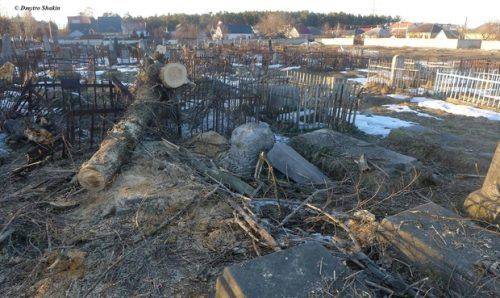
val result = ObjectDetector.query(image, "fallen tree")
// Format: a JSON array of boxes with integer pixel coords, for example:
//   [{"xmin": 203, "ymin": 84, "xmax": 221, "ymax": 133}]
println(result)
[{"xmin": 77, "ymin": 62, "xmax": 188, "ymax": 191}]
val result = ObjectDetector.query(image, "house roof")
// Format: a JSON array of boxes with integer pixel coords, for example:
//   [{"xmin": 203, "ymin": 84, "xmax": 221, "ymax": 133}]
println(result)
[
  {"xmin": 390, "ymin": 22, "xmax": 414, "ymax": 30},
  {"xmin": 409, "ymin": 23, "xmax": 442, "ymax": 34},
  {"xmin": 307, "ymin": 26, "xmax": 323, "ymax": 36},
  {"xmin": 97, "ymin": 16, "xmax": 122, "ymax": 33},
  {"xmin": 364, "ymin": 27, "xmax": 391, "ymax": 37},
  {"xmin": 472, "ymin": 22, "xmax": 500, "ymax": 34},
  {"xmin": 440, "ymin": 29, "xmax": 459, "ymax": 39},
  {"xmin": 294, "ymin": 24, "xmax": 311, "ymax": 35},
  {"xmin": 225, "ymin": 24, "xmax": 253, "ymax": 34},
  {"xmin": 122, "ymin": 21, "xmax": 146, "ymax": 31}
]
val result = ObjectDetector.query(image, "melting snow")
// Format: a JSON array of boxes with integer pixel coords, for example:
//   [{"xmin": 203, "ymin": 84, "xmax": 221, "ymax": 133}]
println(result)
[
  {"xmin": 383, "ymin": 104, "xmax": 442, "ymax": 120},
  {"xmin": 355, "ymin": 113, "xmax": 416, "ymax": 137},
  {"xmin": 387, "ymin": 94, "xmax": 410, "ymax": 100},
  {"xmin": 347, "ymin": 77, "xmax": 367, "ymax": 85},
  {"xmin": 274, "ymin": 134, "xmax": 290, "ymax": 143},
  {"xmin": 113, "ymin": 65, "xmax": 139, "ymax": 73},
  {"xmin": 280, "ymin": 66, "xmax": 301, "ymax": 71},
  {"xmin": 411, "ymin": 97, "xmax": 500, "ymax": 121}
]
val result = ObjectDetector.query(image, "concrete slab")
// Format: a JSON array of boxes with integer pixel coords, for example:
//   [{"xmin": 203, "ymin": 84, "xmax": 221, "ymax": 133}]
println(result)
[
  {"xmin": 380, "ymin": 202, "xmax": 499, "ymax": 296},
  {"xmin": 267, "ymin": 143, "xmax": 330, "ymax": 185},
  {"xmin": 291, "ymin": 129, "xmax": 419, "ymax": 176},
  {"xmin": 215, "ymin": 243, "xmax": 352, "ymax": 298}
]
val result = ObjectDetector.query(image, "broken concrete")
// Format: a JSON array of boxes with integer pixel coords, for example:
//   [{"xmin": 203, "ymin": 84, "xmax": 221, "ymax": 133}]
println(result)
[
  {"xmin": 267, "ymin": 143, "xmax": 330, "ymax": 185},
  {"xmin": 224, "ymin": 122, "xmax": 275, "ymax": 177},
  {"xmin": 464, "ymin": 143, "xmax": 500, "ymax": 223},
  {"xmin": 380, "ymin": 202, "xmax": 499, "ymax": 296},
  {"xmin": 215, "ymin": 243, "xmax": 353, "ymax": 297},
  {"xmin": 291, "ymin": 129, "xmax": 419, "ymax": 177}
]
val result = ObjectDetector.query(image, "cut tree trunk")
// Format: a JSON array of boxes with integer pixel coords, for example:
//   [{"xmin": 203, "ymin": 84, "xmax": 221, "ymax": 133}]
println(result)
[
  {"xmin": 77, "ymin": 62, "xmax": 187, "ymax": 191},
  {"xmin": 160, "ymin": 63, "xmax": 188, "ymax": 88}
]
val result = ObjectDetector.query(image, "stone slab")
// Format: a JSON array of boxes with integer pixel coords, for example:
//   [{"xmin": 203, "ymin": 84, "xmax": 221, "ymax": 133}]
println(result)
[
  {"xmin": 267, "ymin": 143, "xmax": 330, "ymax": 185},
  {"xmin": 215, "ymin": 243, "xmax": 352, "ymax": 298},
  {"xmin": 380, "ymin": 202, "xmax": 499, "ymax": 296},
  {"xmin": 291, "ymin": 129, "xmax": 419, "ymax": 176}
]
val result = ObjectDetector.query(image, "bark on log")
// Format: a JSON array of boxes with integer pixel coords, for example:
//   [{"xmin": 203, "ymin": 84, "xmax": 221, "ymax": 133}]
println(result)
[
  {"xmin": 77, "ymin": 62, "xmax": 187, "ymax": 191},
  {"xmin": 77, "ymin": 100, "xmax": 162, "ymax": 191}
]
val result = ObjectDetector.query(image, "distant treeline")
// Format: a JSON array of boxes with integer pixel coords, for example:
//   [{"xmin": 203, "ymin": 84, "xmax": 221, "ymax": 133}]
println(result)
[
  {"xmin": 0, "ymin": 11, "xmax": 399, "ymax": 39},
  {"xmin": 127, "ymin": 11, "xmax": 399, "ymax": 31}
]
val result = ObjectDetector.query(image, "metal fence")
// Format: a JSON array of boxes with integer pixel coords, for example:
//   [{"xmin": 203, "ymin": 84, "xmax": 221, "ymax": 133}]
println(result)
[
  {"xmin": 434, "ymin": 70, "xmax": 500, "ymax": 109},
  {"xmin": 171, "ymin": 67, "xmax": 361, "ymax": 138},
  {"xmin": 367, "ymin": 57, "xmax": 500, "ymax": 95}
]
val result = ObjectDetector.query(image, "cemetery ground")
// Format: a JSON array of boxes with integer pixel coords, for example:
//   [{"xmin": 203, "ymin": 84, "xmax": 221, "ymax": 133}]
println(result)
[{"xmin": 0, "ymin": 46, "xmax": 499, "ymax": 297}]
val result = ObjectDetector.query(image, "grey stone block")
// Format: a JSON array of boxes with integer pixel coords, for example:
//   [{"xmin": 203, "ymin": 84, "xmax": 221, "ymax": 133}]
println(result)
[
  {"xmin": 291, "ymin": 129, "xmax": 419, "ymax": 176},
  {"xmin": 380, "ymin": 202, "xmax": 499, "ymax": 296},
  {"xmin": 215, "ymin": 243, "xmax": 352, "ymax": 298},
  {"xmin": 267, "ymin": 143, "xmax": 330, "ymax": 185}
]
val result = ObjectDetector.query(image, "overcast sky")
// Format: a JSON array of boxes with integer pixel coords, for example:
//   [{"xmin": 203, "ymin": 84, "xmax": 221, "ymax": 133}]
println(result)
[{"xmin": 0, "ymin": 0, "xmax": 497, "ymax": 28}]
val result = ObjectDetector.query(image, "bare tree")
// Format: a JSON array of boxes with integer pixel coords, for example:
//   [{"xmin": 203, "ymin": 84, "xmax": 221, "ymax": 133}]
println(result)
[{"xmin": 255, "ymin": 12, "xmax": 291, "ymax": 38}]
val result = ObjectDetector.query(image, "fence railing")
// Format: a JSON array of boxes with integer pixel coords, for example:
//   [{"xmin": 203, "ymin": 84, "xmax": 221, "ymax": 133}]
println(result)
[
  {"xmin": 172, "ymin": 69, "xmax": 361, "ymax": 138},
  {"xmin": 434, "ymin": 70, "xmax": 500, "ymax": 109},
  {"xmin": 367, "ymin": 57, "xmax": 500, "ymax": 95}
]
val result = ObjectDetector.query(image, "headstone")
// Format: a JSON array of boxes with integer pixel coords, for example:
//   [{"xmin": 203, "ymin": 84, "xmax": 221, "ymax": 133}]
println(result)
[
  {"xmin": 42, "ymin": 35, "xmax": 51, "ymax": 52},
  {"xmin": 290, "ymin": 129, "xmax": 419, "ymax": 177},
  {"xmin": 1, "ymin": 34, "xmax": 13, "ymax": 61},
  {"xmin": 464, "ymin": 143, "xmax": 499, "ymax": 223},
  {"xmin": 390, "ymin": 55, "xmax": 404, "ymax": 87},
  {"xmin": 223, "ymin": 122, "xmax": 275, "ymax": 177},
  {"xmin": 267, "ymin": 143, "xmax": 330, "ymax": 185},
  {"xmin": 380, "ymin": 202, "xmax": 499, "ymax": 296},
  {"xmin": 216, "ymin": 243, "xmax": 356, "ymax": 297}
]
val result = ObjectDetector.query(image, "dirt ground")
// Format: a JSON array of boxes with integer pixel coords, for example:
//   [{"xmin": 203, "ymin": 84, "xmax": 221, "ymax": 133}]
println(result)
[
  {"xmin": 356, "ymin": 94, "xmax": 499, "ymax": 216},
  {"xmin": 1, "ymin": 49, "xmax": 499, "ymax": 296}
]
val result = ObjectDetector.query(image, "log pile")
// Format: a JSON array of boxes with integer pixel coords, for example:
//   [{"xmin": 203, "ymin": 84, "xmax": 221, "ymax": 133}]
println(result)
[{"xmin": 77, "ymin": 61, "xmax": 189, "ymax": 191}]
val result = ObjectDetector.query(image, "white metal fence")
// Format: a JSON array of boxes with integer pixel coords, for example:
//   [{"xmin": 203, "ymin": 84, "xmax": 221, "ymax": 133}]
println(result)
[{"xmin": 434, "ymin": 70, "xmax": 500, "ymax": 109}]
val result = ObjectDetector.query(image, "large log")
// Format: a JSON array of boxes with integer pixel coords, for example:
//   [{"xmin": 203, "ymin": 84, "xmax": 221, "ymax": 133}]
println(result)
[{"xmin": 77, "ymin": 62, "xmax": 186, "ymax": 191}]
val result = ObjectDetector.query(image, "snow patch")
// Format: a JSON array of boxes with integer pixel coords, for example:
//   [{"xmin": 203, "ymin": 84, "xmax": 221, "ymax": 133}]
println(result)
[
  {"xmin": 382, "ymin": 104, "xmax": 442, "ymax": 120},
  {"xmin": 410, "ymin": 97, "xmax": 500, "ymax": 121},
  {"xmin": 274, "ymin": 134, "xmax": 290, "ymax": 143},
  {"xmin": 355, "ymin": 113, "xmax": 416, "ymax": 137},
  {"xmin": 387, "ymin": 94, "xmax": 410, "ymax": 100},
  {"xmin": 347, "ymin": 77, "xmax": 367, "ymax": 85},
  {"xmin": 281, "ymin": 66, "xmax": 301, "ymax": 71}
]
